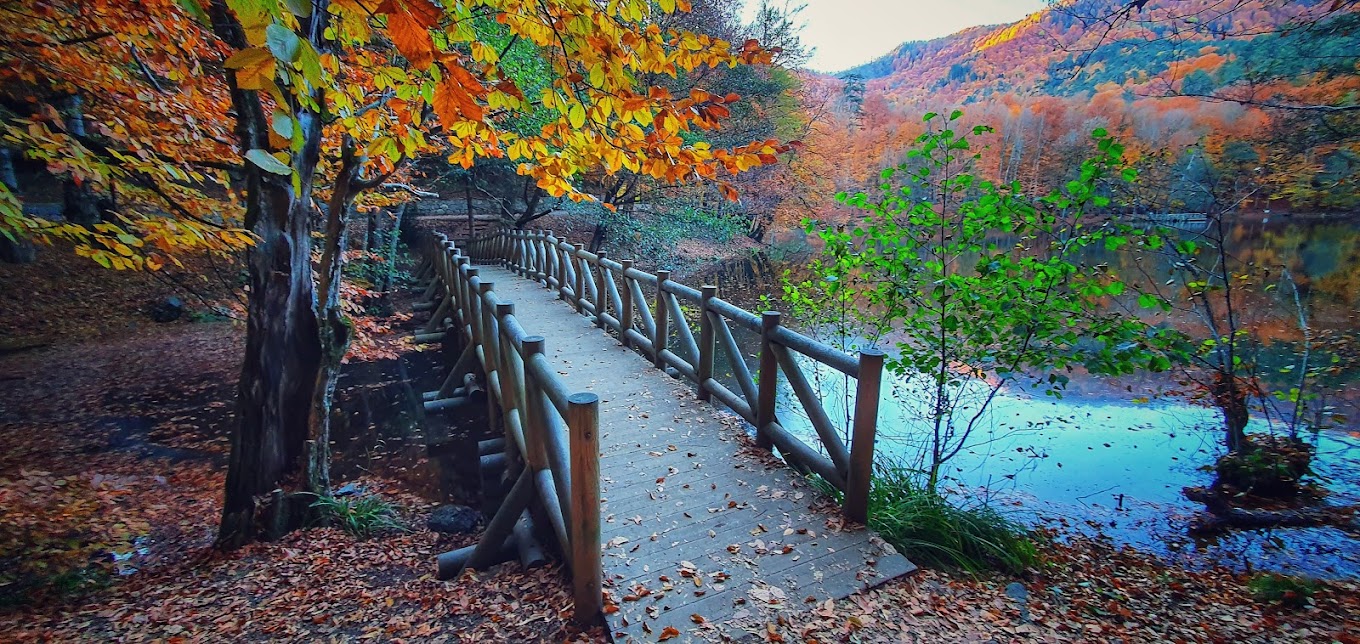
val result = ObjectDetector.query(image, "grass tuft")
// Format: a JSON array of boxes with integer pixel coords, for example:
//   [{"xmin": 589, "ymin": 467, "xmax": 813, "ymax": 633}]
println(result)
[
  {"xmin": 865, "ymin": 461, "xmax": 1038, "ymax": 575},
  {"xmin": 1248, "ymin": 573, "xmax": 1317, "ymax": 608},
  {"xmin": 311, "ymin": 494, "xmax": 409, "ymax": 539}
]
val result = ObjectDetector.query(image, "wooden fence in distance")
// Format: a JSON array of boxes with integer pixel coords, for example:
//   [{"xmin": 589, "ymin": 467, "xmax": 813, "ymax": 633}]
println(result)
[{"xmin": 463, "ymin": 228, "xmax": 886, "ymax": 524}]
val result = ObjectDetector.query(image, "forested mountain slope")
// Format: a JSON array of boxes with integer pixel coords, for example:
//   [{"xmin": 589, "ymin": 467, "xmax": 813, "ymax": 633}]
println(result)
[
  {"xmin": 844, "ymin": 0, "xmax": 1356, "ymax": 106},
  {"xmin": 786, "ymin": 0, "xmax": 1359, "ymax": 216}
]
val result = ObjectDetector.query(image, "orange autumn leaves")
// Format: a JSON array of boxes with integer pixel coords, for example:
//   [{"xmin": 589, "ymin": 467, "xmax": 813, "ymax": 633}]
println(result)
[
  {"xmin": 2, "ymin": 0, "xmax": 789, "ymax": 273},
  {"xmin": 0, "ymin": 0, "xmax": 248, "ymax": 270},
  {"xmin": 355, "ymin": 0, "xmax": 789, "ymax": 205}
]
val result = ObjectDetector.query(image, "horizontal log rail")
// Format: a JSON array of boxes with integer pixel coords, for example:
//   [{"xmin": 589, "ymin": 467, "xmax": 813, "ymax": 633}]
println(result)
[
  {"xmin": 464, "ymin": 227, "xmax": 885, "ymax": 524},
  {"xmin": 416, "ymin": 231, "xmax": 602, "ymax": 627}
]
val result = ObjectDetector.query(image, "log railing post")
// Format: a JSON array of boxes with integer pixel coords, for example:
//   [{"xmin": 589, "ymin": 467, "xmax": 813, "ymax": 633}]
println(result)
[
  {"xmin": 544, "ymin": 231, "xmax": 558, "ymax": 289},
  {"xmin": 454, "ymin": 257, "xmax": 470, "ymax": 326},
  {"xmin": 496, "ymin": 303, "xmax": 523, "ymax": 464},
  {"xmin": 527, "ymin": 230, "xmax": 538, "ymax": 280},
  {"xmin": 521, "ymin": 337, "xmax": 550, "ymax": 472},
  {"xmin": 654, "ymin": 270, "xmax": 670, "ymax": 369},
  {"xmin": 477, "ymin": 282, "xmax": 495, "ymax": 371},
  {"xmin": 593, "ymin": 252, "xmax": 608, "ymax": 329},
  {"xmin": 755, "ymin": 311, "xmax": 780, "ymax": 450},
  {"xmin": 697, "ymin": 285, "xmax": 717, "ymax": 401},
  {"xmin": 619, "ymin": 260, "xmax": 634, "ymax": 348},
  {"xmin": 573, "ymin": 244, "xmax": 586, "ymax": 314},
  {"xmin": 535, "ymin": 230, "xmax": 547, "ymax": 283},
  {"xmin": 844, "ymin": 347, "xmax": 884, "ymax": 524},
  {"xmin": 567, "ymin": 392, "xmax": 602, "ymax": 627},
  {"xmin": 464, "ymin": 268, "xmax": 482, "ymax": 345},
  {"xmin": 514, "ymin": 231, "xmax": 525, "ymax": 274}
]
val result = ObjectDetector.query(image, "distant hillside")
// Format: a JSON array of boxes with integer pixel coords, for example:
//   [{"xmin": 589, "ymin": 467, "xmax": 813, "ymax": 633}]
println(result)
[{"xmin": 837, "ymin": 0, "xmax": 1356, "ymax": 106}]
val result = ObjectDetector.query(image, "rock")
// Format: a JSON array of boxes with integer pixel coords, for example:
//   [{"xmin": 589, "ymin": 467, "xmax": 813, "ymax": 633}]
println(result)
[
  {"xmin": 428, "ymin": 504, "xmax": 481, "ymax": 534},
  {"xmin": 334, "ymin": 482, "xmax": 365, "ymax": 497},
  {"xmin": 1006, "ymin": 582, "xmax": 1031, "ymax": 622},
  {"xmin": 150, "ymin": 296, "xmax": 184, "ymax": 323}
]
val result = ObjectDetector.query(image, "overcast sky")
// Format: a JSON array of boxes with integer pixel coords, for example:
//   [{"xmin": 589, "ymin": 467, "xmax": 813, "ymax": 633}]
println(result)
[{"xmin": 751, "ymin": 0, "xmax": 1048, "ymax": 73}]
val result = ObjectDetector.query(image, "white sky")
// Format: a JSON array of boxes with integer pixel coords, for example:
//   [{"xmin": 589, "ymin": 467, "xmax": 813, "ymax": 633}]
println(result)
[{"xmin": 749, "ymin": 0, "xmax": 1049, "ymax": 73}]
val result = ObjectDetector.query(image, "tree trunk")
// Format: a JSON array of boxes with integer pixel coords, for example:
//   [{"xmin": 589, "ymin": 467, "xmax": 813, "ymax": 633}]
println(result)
[
  {"xmin": 588, "ymin": 221, "xmax": 607, "ymax": 253},
  {"xmin": 465, "ymin": 168, "xmax": 475, "ymax": 243},
  {"xmin": 213, "ymin": 0, "xmax": 331, "ymax": 549},
  {"xmin": 0, "ymin": 148, "xmax": 16, "ymax": 190},
  {"xmin": 1211, "ymin": 371, "xmax": 1250, "ymax": 453},
  {"xmin": 59, "ymin": 95, "xmax": 102, "ymax": 226},
  {"xmin": 308, "ymin": 139, "xmax": 363, "ymax": 503},
  {"xmin": 62, "ymin": 179, "xmax": 102, "ymax": 225},
  {"xmin": 383, "ymin": 203, "xmax": 407, "ymax": 292},
  {"xmin": 0, "ymin": 148, "xmax": 36, "ymax": 264},
  {"xmin": 365, "ymin": 208, "xmax": 380, "ymax": 252}
]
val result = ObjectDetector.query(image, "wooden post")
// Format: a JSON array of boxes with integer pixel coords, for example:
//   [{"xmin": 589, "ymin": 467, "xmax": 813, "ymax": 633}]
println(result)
[
  {"xmin": 697, "ymin": 285, "xmax": 717, "ymax": 401},
  {"xmin": 573, "ymin": 244, "xmax": 586, "ymax": 314},
  {"xmin": 496, "ymin": 304, "xmax": 523, "ymax": 465},
  {"xmin": 521, "ymin": 337, "xmax": 550, "ymax": 472},
  {"xmin": 464, "ymin": 268, "xmax": 482, "ymax": 345},
  {"xmin": 454, "ymin": 257, "xmax": 470, "ymax": 327},
  {"xmin": 654, "ymin": 270, "xmax": 670, "ymax": 369},
  {"xmin": 544, "ymin": 231, "xmax": 557, "ymax": 289},
  {"xmin": 535, "ymin": 230, "xmax": 547, "ymax": 283},
  {"xmin": 844, "ymin": 347, "xmax": 885, "ymax": 524},
  {"xmin": 593, "ymin": 252, "xmax": 607, "ymax": 328},
  {"xmin": 477, "ymin": 282, "xmax": 497, "ymax": 379},
  {"xmin": 619, "ymin": 260, "xmax": 634, "ymax": 348},
  {"xmin": 756, "ymin": 311, "xmax": 780, "ymax": 450},
  {"xmin": 568, "ymin": 392, "xmax": 602, "ymax": 627}
]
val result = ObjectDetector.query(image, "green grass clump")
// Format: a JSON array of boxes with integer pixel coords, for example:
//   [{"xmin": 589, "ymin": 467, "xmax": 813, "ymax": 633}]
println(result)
[
  {"xmin": 865, "ymin": 461, "xmax": 1038, "ymax": 575},
  {"xmin": 311, "ymin": 494, "xmax": 409, "ymax": 539},
  {"xmin": 1248, "ymin": 573, "xmax": 1317, "ymax": 608}
]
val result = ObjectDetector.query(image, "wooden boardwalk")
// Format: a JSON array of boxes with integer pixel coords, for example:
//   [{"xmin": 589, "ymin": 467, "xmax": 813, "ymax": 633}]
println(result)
[{"xmin": 474, "ymin": 266, "xmax": 915, "ymax": 641}]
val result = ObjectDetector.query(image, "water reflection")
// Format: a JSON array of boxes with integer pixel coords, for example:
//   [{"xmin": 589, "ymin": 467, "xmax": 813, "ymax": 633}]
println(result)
[{"xmin": 685, "ymin": 217, "xmax": 1360, "ymax": 579}]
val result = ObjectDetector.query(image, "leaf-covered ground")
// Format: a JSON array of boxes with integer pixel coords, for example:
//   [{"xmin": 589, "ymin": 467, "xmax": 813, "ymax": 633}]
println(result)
[{"xmin": 2, "ymin": 252, "xmax": 1358, "ymax": 643}]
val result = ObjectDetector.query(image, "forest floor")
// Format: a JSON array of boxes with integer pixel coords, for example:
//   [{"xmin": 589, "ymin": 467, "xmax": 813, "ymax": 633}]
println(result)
[{"xmin": 2, "ymin": 248, "xmax": 1359, "ymax": 643}]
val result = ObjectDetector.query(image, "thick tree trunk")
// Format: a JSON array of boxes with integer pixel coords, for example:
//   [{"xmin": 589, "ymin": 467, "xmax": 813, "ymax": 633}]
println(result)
[
  {"xmin": 218, "ymin": 183, "xmax": 324, "ymax": 547},
  {"xmin": 213, "ymin": 0, "xmax": 332, "ymax": 549}
]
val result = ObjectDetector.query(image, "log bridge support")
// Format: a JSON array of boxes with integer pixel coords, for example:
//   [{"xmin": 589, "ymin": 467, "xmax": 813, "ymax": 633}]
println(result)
[{"xmin": 411, "ymin": 233, "xmax": 603, "ymax": 627}]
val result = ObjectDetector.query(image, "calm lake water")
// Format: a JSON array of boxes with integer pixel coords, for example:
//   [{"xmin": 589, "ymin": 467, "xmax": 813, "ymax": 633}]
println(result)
[{"xmin": 687, "ymin": 216, "xmax": 1360, "ymax": 579}]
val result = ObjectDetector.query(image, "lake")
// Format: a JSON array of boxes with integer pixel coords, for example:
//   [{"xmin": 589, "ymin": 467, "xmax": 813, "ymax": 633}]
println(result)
[{"xmin": 688, "ymin": 215, "xmax": 1360, "ymax": 579}]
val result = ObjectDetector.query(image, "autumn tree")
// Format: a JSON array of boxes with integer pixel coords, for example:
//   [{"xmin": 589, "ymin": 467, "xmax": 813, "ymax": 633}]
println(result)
[
  {"xmin": 2, "ymin": 0, "xmax": 787, "ymax": 547},
  {"xmin": 1, "ymin": 1, "xmax": 249, "ymax": 269}
]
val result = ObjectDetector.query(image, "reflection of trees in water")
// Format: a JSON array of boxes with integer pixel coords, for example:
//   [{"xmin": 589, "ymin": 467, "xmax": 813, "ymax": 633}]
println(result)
[{"xmin": 694, "ymin": 218, "xmax": 1360, "ymax": 429}]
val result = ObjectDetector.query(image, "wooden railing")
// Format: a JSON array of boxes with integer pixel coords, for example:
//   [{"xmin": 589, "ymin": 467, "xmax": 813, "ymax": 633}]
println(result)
[
  {"xmin": 416, "ymin": 232, "xmax": 602, "ymax": 626},
  {"xmin": 464, "ymin": 228, "xmax": 885, "ymax": 523}
]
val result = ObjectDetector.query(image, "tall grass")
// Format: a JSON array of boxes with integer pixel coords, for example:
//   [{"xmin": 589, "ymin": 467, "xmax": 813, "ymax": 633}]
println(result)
[
  {"xmin": 311, "ymin": 494, "xmax": 409, "ymax": 539},
  {"xmin": 859, "ymin": 460, "xmax": 1037, "ymax": 574}
]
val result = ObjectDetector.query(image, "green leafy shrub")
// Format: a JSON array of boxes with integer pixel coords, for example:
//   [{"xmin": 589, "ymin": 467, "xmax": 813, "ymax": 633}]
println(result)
[
  {"xmin": 1248, "ymin": 573, "xmax": 1317, "ymax": 608},
  {"xmin": 311, "ymin": 494, "xmax": 408, "ymax": 539}
]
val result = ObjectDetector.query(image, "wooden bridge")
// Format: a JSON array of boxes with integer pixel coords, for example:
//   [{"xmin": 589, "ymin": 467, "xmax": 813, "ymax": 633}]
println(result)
[{"xmin": 412, "ymin": 229, "xmax": 915, "ymax": 641}]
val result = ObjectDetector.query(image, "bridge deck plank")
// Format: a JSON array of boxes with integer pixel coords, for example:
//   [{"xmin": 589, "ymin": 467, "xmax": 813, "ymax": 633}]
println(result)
[{"xmin": 472, "ymin": 266, "xmax": 914, "ymax": 642}]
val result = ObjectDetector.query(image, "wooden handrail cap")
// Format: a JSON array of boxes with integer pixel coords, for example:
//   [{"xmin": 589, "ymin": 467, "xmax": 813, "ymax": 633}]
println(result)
[{"xmin": 568, "ymin": 392, "xmax": 599, "ymax": 405}]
